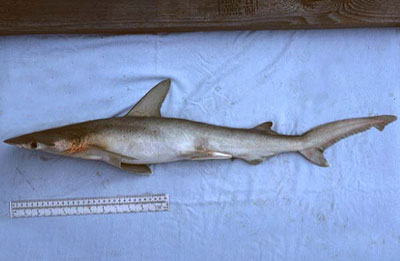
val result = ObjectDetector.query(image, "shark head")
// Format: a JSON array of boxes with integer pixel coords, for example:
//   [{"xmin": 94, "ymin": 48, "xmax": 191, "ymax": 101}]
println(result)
[
  {"xmin": 2, "ymin": 79, "xmax": 172, "ymax": 175},
  {"xmin": 3, "ymin": 125, "xmax": 88, "ymax": 155}
]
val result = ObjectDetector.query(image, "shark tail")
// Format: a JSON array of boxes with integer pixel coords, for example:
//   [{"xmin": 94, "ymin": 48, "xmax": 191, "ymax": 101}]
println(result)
[{"xmin": 298, "ymin": 115, "xmax": 397, "ymax": 167}]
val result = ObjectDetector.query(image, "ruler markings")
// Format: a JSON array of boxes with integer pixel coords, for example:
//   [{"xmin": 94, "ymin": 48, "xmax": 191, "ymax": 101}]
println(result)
[{"xmin": 10, "ymin": 194, "xmax": 168, "ymax": 218}]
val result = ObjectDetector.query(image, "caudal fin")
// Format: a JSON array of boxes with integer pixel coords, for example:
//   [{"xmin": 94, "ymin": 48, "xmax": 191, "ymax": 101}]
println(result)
[{"xmin": 299, "ymin": 115, "xmax": 397, "ymax": 167}]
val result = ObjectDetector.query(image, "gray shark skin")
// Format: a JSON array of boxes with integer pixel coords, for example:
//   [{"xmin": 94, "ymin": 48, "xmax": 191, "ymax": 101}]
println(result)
[{"xmin": 4, "ymin": 79, "xmax": 397, "ymax": 175}]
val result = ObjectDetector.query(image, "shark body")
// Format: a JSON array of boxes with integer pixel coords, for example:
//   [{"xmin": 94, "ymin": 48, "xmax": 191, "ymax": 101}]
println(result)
[{"xmin": 4, "ymin": 79, "xmax": 397, "ymax": 174}]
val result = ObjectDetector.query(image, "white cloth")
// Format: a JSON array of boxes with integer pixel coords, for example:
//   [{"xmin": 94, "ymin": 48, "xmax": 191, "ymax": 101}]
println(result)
[{"xmin": 0, "ymin": 29, "xmax": 399, "ymax": 260}]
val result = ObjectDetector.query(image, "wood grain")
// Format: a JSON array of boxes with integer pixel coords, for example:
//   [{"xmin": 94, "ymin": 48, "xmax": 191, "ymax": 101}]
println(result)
[{"xmin": 0, "ymin": 0, "xmax": 399, "ymax": 34}]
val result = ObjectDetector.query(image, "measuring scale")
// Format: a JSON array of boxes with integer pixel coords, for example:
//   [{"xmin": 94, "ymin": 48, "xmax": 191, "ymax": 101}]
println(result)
[{"xmin": 10, "ymin": 194, "xmax": 169, "ymax": 218}]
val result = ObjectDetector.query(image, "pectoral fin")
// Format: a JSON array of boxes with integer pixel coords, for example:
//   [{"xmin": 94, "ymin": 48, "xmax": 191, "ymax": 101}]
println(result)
[
  {"xmin": 68, "ymin": 146, "xmax": 123, "ymax": 167},
  {"xmin": 125, "ymin": 79, "xmax": 171, "ymax": 117},
  {"xmin": 69, "ymin": 145, "xmax": 152, "ymax": 175},
  {"xmin": 120, "ymin": 163, "xmax": 152, "ymax": 175}
]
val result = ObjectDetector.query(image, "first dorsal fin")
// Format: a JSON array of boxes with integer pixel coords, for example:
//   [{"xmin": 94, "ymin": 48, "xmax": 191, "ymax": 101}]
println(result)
[
  {"xmin": 125, "ymin": 79, "xmax": 171, "ymax": 117},
  {"xmin": 252, "ymin": 121, "xmax": 278, "ymax": 135}
]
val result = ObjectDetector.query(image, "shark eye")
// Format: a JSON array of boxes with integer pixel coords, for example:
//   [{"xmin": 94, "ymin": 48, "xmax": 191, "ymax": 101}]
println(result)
[{"xmin": 30, "ymin": 142, "xmax": 38, "ymax": 149}]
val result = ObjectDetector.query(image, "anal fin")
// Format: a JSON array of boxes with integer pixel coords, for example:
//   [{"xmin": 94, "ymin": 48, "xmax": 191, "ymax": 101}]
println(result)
[{"xmin": 245, "ymin": 159, "xmax": 263, "ymax": 165}]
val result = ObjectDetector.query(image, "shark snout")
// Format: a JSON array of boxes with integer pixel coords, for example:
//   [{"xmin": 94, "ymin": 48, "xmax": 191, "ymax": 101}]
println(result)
[
  {"xmin": 3, "ymin": 133, "xmax": 57, "ymax": 150},
  {"xmin": 4, "ymin": 136, "xmax": 38, "ymax": 149}
]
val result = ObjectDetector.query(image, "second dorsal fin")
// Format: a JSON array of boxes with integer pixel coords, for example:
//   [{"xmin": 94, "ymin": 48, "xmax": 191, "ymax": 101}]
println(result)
[
  {"xmin": 252, "ymin": 121, "xmax": 278, "ymax": 135},
  {"xmin": 125, "ymin": 79, "xmax": 171, "ymax": 117}
]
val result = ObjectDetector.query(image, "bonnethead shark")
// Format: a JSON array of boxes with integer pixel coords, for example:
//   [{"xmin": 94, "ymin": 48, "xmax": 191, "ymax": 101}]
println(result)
[{"xmin": 4, "ymin": 79, "xmax": 397, "ymax": 175}]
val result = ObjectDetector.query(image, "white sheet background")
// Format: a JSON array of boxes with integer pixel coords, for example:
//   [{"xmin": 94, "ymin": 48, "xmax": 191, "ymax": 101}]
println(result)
[{"xmin": 0, "ymin": 29, "xmax": 399, "ymax": 260}]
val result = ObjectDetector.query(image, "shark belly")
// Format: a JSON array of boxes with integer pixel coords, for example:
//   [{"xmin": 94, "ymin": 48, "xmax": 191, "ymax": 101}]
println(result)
[{"xmin": 95, "ymin": 118, "xmax": 198, "ymax": 164}]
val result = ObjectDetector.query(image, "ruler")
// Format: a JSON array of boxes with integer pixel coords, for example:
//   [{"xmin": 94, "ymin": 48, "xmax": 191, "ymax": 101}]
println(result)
[{"xmin": 10, "ymin": 194, "xmax": 169, "ymax": 218}]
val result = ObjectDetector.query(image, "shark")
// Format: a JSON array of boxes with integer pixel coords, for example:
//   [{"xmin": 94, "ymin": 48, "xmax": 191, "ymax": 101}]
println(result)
[{"xmin": 4, "ymin": 79, "xmax": 397, "ymax": 175}]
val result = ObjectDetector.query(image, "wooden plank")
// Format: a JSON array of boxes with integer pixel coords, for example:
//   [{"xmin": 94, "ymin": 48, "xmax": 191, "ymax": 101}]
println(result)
[{"xmin": 1, "ymin": 0, "xmax": 399, "ymax": 35}]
